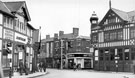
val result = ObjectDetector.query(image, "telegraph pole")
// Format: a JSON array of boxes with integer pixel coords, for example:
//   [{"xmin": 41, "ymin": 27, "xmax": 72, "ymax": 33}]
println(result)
[{"xmin": 60, "ymin": 39, "xmax": 63, "ymax": 69}]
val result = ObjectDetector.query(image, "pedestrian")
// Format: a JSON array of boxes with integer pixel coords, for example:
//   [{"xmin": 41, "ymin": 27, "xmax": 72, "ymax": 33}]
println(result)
[
  {"xmin": 19, "ymin": 60, "xmax": 24, "ymax": 75},
  {"xmin": 37, "ymin": 63, "xmax": 40, "ymax": 72},
  {"xmin": 77, "ymin": 64, "xmax": 81, "ymax": 70},
  {"xmin": 42, "ymin": 62, "xmax": 46, "ymax": 72},
  {"xmin": 73, "ymin": 63, "xmax": 76, "ymax": 71},
  {"xmin": 24, "ymin": 63, "xmax": 28, "ymax": 75},
  {"xmin": 39, "ymin": 62, "xmax": 42, "ymax": 72}
]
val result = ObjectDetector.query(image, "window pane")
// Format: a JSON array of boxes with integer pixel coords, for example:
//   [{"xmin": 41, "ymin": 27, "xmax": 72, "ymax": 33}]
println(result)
[
  {"xmin": 118, "ymin": 49, "xmax": 123, "ymax": 60},
  {"xmin": 110, "ymin": 49, "xmax": 115, "ymax": 60}
]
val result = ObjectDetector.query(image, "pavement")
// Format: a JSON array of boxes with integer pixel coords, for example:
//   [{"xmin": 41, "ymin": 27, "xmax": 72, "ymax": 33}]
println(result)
[
  {"xmin": 4, "ymin": 71, "xmax": 48, "ymax": 78},
  {"xmin": 4, "ymin": 68, "xmax": 135, "ymax": 78}
]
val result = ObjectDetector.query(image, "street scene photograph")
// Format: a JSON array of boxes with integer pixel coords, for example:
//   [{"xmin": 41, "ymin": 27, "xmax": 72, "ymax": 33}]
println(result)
[{"xmin": 0, "ymin": 0, "xmax": 135, "ymax": 78}]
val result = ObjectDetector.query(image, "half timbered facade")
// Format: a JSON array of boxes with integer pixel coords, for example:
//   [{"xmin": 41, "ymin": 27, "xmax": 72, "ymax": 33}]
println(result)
[{"xmin": 90, "ymin": 8, "xmax": 135, "ymax": 72}]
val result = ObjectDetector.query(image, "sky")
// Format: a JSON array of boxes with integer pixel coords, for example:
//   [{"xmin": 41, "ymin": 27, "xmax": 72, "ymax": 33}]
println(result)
[{"xmin": 3, "ymin": 0, "xmax": 135, "ymax": 39}]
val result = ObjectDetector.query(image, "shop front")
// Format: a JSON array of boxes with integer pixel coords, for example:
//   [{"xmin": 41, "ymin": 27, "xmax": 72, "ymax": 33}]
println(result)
[
  {"xmin": 2, "ymin": 29, "xmax": 14, "ymax": 76},
  {"xmin": 67, "ymin": 53, "xmax": 93, "ymax": 69},
  {"xmin": 13, "ymin": 32, "xmax": 28, "ymax": 71}
]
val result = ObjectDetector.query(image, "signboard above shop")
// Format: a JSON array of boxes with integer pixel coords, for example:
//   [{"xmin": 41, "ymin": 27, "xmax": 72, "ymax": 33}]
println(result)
[
  {"xmin": 3, "ymin": 29, "xmax": 14, "ymax": 40},
  {"xmin": 15, "ymin": 32, "xmax": 28, "ymax": 44}
]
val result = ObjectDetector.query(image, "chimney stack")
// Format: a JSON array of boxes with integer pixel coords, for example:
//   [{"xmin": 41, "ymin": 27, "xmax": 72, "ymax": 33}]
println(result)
[
  {"xmin": 59, "ymin": 31, "xmax": 64, "ymax": 37},
  {"xmin": 73, "ymin": 28, "xmax": 79, "ymax": 36},
  {"xmin": 54, "ymin": 33, "xmax": 58, "ymax": 39},
  {"xmin": 46, "ymin": 35, "xmax": 50, "ymax": 39}
]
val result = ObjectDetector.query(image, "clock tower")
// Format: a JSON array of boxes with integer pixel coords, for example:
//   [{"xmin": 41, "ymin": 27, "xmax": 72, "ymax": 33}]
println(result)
[{"xmin": 90, "ymin": 11, "xmax": 98, "ymax": 29}]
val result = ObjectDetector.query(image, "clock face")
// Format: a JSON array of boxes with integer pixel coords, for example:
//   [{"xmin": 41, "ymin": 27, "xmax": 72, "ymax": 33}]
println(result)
[{"xmin": 92, "ymin": 20, "xmax": 97, "ymax": 24}]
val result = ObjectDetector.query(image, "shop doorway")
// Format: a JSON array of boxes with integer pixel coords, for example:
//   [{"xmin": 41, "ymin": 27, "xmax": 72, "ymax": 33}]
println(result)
[
  {"xmin": 76, "ymin": 58, "xmax": 83, "ymax": 68},
  {"xmin": 68, "ymin": 59, "xmax": 74, "ymax": 69},
  {"xmin": 84, "ymin": 59, "xmax": 92, "ymax": 69}
]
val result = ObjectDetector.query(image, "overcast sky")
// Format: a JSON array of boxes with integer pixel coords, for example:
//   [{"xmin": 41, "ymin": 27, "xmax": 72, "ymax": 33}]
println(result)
[{"xmin": 3, "ymin": 0, "xmax": 135, "ymax": 39}]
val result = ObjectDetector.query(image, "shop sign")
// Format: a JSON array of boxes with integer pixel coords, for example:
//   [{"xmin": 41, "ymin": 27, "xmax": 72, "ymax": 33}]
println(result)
[
  {"xmin": 15, "ymin": 33, "xmax": 28, "ymax": 44},
  {"xmin": 3, "ymin": 29, "xmax": 14, "ymax": 40}
]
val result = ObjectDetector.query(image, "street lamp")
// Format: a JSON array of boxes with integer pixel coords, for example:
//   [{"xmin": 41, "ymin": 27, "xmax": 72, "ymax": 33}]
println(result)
[
  {"xmin": 60, "ymin": 39, "xmax": 64, "ymax": 69},
  {"xmin": 115, "ymin": 55, "xmax": 119, "ymax": 72}
]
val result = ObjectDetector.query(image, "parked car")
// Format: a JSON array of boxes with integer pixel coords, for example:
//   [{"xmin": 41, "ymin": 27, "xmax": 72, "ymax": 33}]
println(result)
[{"xmin": 0, "ymin": 62, "xmax": 4, "ymax": 78}]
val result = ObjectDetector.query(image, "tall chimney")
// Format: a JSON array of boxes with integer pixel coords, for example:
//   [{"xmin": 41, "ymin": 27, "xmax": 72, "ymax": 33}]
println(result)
[
  {"xmin": 54, "ymin": 33, "xmax": 58, "ymax": 39},
  {"xmin": 59, "ymin": 31, "xmax": 64, "ymax": 37},
  {"xmin": 46, "ymin": 35, "xmax": 50, "ymax": 39},
  {"xmin": 73, "ymin": 28, "xmax": 79, "ymax": 36}
]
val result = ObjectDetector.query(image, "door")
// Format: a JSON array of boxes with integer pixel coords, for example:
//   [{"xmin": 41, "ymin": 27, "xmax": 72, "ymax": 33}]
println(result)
[{"xmin": 76, "ymin": 58, "xmax": 83, "ymax": 68}]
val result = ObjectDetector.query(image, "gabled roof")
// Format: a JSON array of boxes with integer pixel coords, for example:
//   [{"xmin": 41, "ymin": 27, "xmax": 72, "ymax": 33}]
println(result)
[
  {"xmin": 4, "ymin": 1, "xmax": 31, "ymax": 21},
  {"xmin": 0, "ymin": 1, "xmax": 14, "ymax": 17},
  {"xmin": 4, "ymin": 1, "xmax": 24, "ymax": 12},
  {"xmin": 99, "ymin": 8, "xmax": 135, "ymax": 25},
  {"xmin": 111, "ymin": 8, "xmax": 129, "ymax": 21}
]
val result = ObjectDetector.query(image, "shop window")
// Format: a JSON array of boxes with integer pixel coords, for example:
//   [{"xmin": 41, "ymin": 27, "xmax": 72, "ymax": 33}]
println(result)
[
  {"xmin": 99, "ymin": 57, "xmax": 103, "ymax": 61},
  {"xmin": 110, "ymin": 49, "xmax": 115, "ymax": 60},
  {"xmin": 99, "ymin": 50, "xmax": 104, "ymax": 56},
  {"xmin": 2, "ymin": 56, "xmax": 10, "ymax": 67},
  {"xmin": 118, "ymin": 49, "xmax": 123, "ymax": 60},
  {"xmin": 131, "ymin": 52, "xmax": 135, "ymax": 60},
  {"xmin": 105, "ymin": 50, "xmax": 109, "ymax": 61},
  {"xmin": 124, "ymin": 48, "xmax": 129, "ymax": 60},
  {"xmin": 131, "ymin": 48, "xmax": 135, "ymax": 60},
  {"xmin": 105, "ymin": 57, "xmax": 109, "ymax": 61}
]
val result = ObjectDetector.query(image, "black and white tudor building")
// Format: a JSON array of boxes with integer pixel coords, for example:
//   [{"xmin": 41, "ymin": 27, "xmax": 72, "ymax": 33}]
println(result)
[{"xmin": 90, "ymin": 7, "xmax": 135, "ymax": 72}]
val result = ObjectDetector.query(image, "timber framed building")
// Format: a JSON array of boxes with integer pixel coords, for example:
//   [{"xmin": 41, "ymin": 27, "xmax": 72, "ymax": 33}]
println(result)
[{"xmin": 90, "ymin": 7, "xmax": 135, "ymax": 72}]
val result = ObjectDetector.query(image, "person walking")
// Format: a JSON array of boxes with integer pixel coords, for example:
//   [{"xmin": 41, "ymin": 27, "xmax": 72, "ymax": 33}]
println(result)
[
  {"xmin": 19, "ymin": 60, "xmax": 24, "ymax": 75},
  {"xmin": 73, "ymin": 63, "xmax": 76, "ymax": 71},
  {"xmin": 42, "ymin": 62, "xmax": 46, "ymax": 72},
  {"xmin": 39, "ymin": 62, "xmax": 42, "ymax": 72}
]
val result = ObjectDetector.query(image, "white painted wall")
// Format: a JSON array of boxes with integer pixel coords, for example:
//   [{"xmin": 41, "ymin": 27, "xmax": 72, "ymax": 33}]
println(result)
[{"xmin": 0, "ymin": 13, "xmax": 3, "ymax": 24}]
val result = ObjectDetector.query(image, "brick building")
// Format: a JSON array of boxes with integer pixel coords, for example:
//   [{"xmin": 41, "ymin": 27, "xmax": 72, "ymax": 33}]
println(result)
[{"xmin": 41, "ymin": 28, "xmax": 92, "ymax": 69}]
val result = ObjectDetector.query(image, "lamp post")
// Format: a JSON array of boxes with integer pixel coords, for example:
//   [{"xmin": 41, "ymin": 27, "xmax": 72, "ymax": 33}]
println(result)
[
  {"xmin": 60, "ymin": 39, "xmax": 64, "ymax": 69},
  {"xmin": 8, "ymin": 53, "xmax": 12, "ymax": 78},
  {"xmin": 115, "ymin": 55, "xmax": 119, "ymax": 72}
]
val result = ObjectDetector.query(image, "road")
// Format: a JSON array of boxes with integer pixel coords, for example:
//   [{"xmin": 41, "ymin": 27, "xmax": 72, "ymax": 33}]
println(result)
[{"xmin": 36, "ymin": 69, "xmax": 135, "ymax": 78}]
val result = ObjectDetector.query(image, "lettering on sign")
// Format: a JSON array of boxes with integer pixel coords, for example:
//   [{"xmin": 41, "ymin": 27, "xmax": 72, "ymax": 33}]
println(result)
[
  {"xmin": 3, "ymin": 29, "xmax": 14, "ymax": 40},
  {"xmin": 15, "ymin": 33, "xmax": 27, "ymax": 44},
  {"xmin": 16, "ymin": 36, "xmax": 26, "ymax": 41}
]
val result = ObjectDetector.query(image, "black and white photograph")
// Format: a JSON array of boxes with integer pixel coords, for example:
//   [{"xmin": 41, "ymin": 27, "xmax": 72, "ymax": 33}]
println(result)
[{"xmin": 0, "ymin": 0, "xmax": 135, "ymax": 78}]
